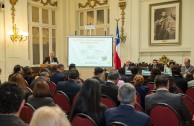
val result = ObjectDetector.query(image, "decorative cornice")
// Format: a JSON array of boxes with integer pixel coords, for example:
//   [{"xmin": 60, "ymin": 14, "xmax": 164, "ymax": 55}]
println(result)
[
  {"xmin": 32, "ymin": 0, "xmax": 58, "ymax": 7},
  {"xmin": 78, "ymin": 0, "xmax": 108, "ymax": 8}
]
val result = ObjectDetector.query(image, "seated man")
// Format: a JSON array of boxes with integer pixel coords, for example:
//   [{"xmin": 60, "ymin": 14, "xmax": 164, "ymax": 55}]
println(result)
[
  {"xmin": 30, "ymin": 72, "xmax": 50, "ymax": 89},
  {"xmin": 43, "ymin": 51, "xmax": 58, "ymax": 64},
  {"xmin": 56, "ymin": 69, "xmax": 81, "ymax": 103},
  {"xmin": 105, "ymin": 83, "xmax": 151, "ymax": 126},
  {"xmin": 101, "ymin": 69, "xmax": 120, "ymax": 106},
  {"xmin": 181, "ymin": 58, "xmax": 194, "ymax": 78},
  {"xmin": 0, "ymin": 82, "xmax": 27, "ymax": 126},
  {"xmin": 92, "ymin": 67, "xmax": 105, "ymax": 84},
  {"xmin": 145, "ymin": 75, "xmax": 192, "ymax": 126},
  {"xmin": 50, "ymin": 64, "xmax": 66, "ymax": 84},
  {"xmin": 123, "ymin": 60, "xmax": 132, "ymax": 70}
]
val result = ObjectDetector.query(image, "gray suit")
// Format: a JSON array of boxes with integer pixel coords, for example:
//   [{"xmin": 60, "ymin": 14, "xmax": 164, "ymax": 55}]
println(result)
[
  {"xmin": 145, "ymin": 90, "xmax": 192, "ymax": 125},
  {"xmin": 181, "ymin": 65, "xmax": 194, "ymax": 77}
]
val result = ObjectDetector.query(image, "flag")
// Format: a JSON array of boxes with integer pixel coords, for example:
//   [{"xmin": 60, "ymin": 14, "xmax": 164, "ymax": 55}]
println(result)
[{"xmin": 114, "ymin": 23, "xmax": 121, "ymax": 69}]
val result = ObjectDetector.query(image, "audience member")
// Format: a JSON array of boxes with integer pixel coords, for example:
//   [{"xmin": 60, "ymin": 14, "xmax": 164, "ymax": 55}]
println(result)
[
  {"xmin": 146, "ymin": 68, "xmax": 161, "ymax": 83},
  {"xmin": 29, "ymin": 106, "xmax": 70, "ymax": 126},
  {"xmin": 171, "ymin": 65, "xmax": 188, "ymax": 93},
  {"xmin": 118, "ymin": 68, "xmax": 130, "ymax": 83},
  {"xmin": 69, "ymin": 63, "xmax": 76, "ymax": 70},
  {"xmin": 167, "ymin": 75, "xmax": 179, "ymax": 94},
  {"xmin": 50, "ymin": 64, "xmax": 66, "ymax": 84},
  {"xmin": 27, "ymin": 80, "xmax": 55, "ymax": 109},
  {"xmin": 181, "ymin": 58, "xmax": 194, "ymax": 78},
  {"xmin": 9, "ymin": 64, "xmax": 23, "ymax": 80},
  {"xmin": 105, "ymin": 83, "xmax": 151, "ymax": 126},
  {"xmin": 92, "ymin": 67, "xmax": 105, "ymax": 84},
  {"xmin": 69, "ymin": 78, "xmax": 106, "ymax": 126},
  {"xmin": 30, "ymin": 72, "xmax": 50, "ymax": 89},
  {"xmin": 43, "ymin": 51, "xmax": 58, "ymax": 64},
  {"xmin": 123, "ymin": 60, "xmax": 132, "ymax": 70},
  {"xmin": 9, "ymin": 73, "xmax": 31, "ymax": 100},
  {"xmin": 101, "ymin": 69, "xmax": 120, "ymax": 106},
  {"xmin": 23, "ymin": 66, "xmax": 35, "ymax": 85},
  {"xmin": 128, "ymin": 66, "xmax": 138, "ymax": 82},
  {"xmin": 187, "ymin": 73, "xmax": 194, "ymax": 87},
  {"xmin": 133, "ymin": 74, "xmax": 149, "ymax": 109},
  {"xmin": 0, "ymin": 82, "xmax": 27, "ymax": 126},
  {"xmin": 56, "ymin": 69, "xmax": 81, "ymax": 103},
  {"xmin": 145, "ymin": 75, "xmax": 192, "ymax": 126}
]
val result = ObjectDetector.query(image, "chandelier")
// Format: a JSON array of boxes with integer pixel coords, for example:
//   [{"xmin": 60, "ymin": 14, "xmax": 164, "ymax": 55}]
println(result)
[{"xmin": 9, "ymin": 0, "xmax": 28, "ymax": 42}]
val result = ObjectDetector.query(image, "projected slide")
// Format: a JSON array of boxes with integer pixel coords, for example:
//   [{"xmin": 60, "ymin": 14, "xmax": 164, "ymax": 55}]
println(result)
[{"xmin": 68, "ymin": 36, "xmax": 113, "ymax": 67}]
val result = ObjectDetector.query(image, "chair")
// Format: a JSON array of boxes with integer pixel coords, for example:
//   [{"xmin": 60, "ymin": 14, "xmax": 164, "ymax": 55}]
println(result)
[
  {"xmin": 101, "ymin": 95, "xmax": 117, "ymax": 109},
  {"xmin": 50, "ymin": 81, "xmax": 56, "ymax": 95},
  {"xmin": 136, "ymin": 92, "xmax": 141, "ymax": 105},
  {"xmin": 186, "ymin": 86, "xmax": 194, "ymax": 101},
  {"xmin": 53, "ymin": 91, "xmax": 71, "ymax": 114},
  {"xmin": 146, "ymin": 82, "xmax": 155, "ymax": 94},
  {"xmin": 150, "ymin": 103, "xmax": 181, "ymax": 126},
  {"xmin": 26, "ymin": 87, "xmax": 33, "ymax": 94},
  {"xmin": 19, "ymin": 103, "xmax": 35, "ymax": 124},
  {"xmin": 134, "ymin": 102, "xmax": 144, "ymax": 112},
  {"xmin": 181, "ymin": 94, "xmax": 194, "ymax": 125},
  {"xmin": 71, "ymin": 113, "xmax": 97, "ymax": 126},
  {"xmin": 108, "ymin": 121, "xmax": 127, "ymax": 126}
]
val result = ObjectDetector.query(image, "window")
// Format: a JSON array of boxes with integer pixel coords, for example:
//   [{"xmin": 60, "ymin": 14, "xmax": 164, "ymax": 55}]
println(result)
[
  {"xmin": 77, "ymin": 8, "xmax": 109, "ymax": 36},
  {"xmin": 28, "ymin": 3, "xmax": 57, "ymax": 65}
]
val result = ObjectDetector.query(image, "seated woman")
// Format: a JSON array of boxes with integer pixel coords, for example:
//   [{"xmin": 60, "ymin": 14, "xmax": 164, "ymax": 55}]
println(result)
[
  {"xmin": 9, "ymin": 73, "xmax": 30, "ymax": 100},
  {"xmin": 27, "ymin": 80, "xmax": 55, "ymax": 109},
  {"xmin": 69, "ymin": 78, "xmax": 106, "ymax": 126},
  {"xmin": 23, "ymin": 66, "xmax": 35, "ymax": 85},
  {"xmin": 30, "ymin": 106, "xmax": 71, "ymax": 126},
  {"xmin": 133, "ymin": 74, "xmax": 149, "ymax": 109}
]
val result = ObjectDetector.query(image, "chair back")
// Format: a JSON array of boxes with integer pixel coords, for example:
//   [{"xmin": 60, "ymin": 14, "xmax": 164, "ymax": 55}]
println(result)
[
  {"xmin": 108, "ymin": 121, "xmax": 127, "ymax": 126},
  {"xmin": 53, "ymin": 91, "xmax": 71, "ymax": 113},
  {"xmin": 134, "ymin": 102, "xmax": 144, "ymax": 112},
  {"xmin": 26, "ymin": 87, "xmax": 33, "ymax": 94},
  {"xmin": 19, "ymin": 103, "xmax": 35, "ymax": 124},
  {"xmin": 101, "ymin": 95, "xmax": 117, "ymax": 109},
  {"xmin": 181, "ymin": 94, "xmax": 194, "ymax": 114},
  {"xmin": 186, "ymin": 86, "xmax": 194, "ymax": 101},
  {"xmin": 71, "ymin": 113, "xmax": 97, "ymax": 126},
  {"xmin": 150, "ymin": 103, "xmax": 181, "ymax": 126},
  {"xmin": 146, "ymin": 83, "xmax": 155, "ymax": 93},
  {"xmin": 50, "ymin": 81, "xmax": 56, "ymax": 95},
  {"xmin": 136, "ymin": 92, "xmax": 141, "ymax": 105}
]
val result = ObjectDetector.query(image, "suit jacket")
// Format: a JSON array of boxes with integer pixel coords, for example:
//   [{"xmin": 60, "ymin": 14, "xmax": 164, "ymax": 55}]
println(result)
[
  {"xmin": 123, "ymin": 64, "xmax": 132, "ymax": 70},
  {"xmin": 145, "ymin": 90, "xmax": 192, "ymax": 125},
  {"xmin": 92, "ymin": 77, "xmax": 105, "ymax": 84},
  {"xmin": 105, "ymin": 104, "xmax": 151, "ymax": 126},
  {"xmin": 173, "ymin": 75, "xmax": 188, "ymax": 93},
  {"xmin": 43, "ymin": 56, "xmax": 58, "ymax": 64},
  {"xmin": 27, "ymin": 95, "xmax": 55, "ymax": 109},
  {"xmin": 50, "ymin": 71, "xmax": 66, "ymax": 84},
  {"xmin": 101, "ymin": 81, "xmax": 120, "ymax": 106},
  {"xmin": 0, "ymin": 114, "xmax": 27, "ymax": 126},
  {"xmin": 56, "ymin": 80, "xmax": 81, "ymax": 103}
]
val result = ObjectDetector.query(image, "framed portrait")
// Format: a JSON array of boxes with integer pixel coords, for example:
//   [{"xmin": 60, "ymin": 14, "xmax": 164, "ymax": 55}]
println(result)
[{"xmin": 149, "ymin": 0, "xmax": 181, "ymax": 45}]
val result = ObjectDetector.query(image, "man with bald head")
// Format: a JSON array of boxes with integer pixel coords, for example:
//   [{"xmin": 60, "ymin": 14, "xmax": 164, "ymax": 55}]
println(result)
[
  {"xmin": 43, "ymin": 51, "xmax": 59, "ymax": 64},
  {"xmin": 181, "ymin": 58, "xmax": 194, "ymax": 78}
]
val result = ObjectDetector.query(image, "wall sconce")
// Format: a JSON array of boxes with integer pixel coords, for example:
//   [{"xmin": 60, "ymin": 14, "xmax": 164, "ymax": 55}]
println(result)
[
  {"xmin": 119, "ymin": 0, "xmax": 126, "ymax": 43},
  {"xmin": 9, "ymin": 0, "xmax": 28, "ymax": 42}
]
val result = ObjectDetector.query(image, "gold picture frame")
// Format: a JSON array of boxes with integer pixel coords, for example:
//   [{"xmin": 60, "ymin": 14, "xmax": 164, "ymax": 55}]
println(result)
[{"xmin": 149, "ymin": 0, "xmax": 181, "ymax": 46}]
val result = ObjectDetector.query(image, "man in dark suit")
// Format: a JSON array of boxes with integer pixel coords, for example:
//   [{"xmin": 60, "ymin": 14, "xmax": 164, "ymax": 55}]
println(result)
[
  {"xmin": 56, "ymin": 69, "xmax": 81, "ymax": 103},
  {"xmin": 43, "ymin": 51, "xmax": 59, "ymax": 64},
  {"xmin": 105, "ymin": 83, "xmax": 151, "ymax": 126},
  {"xmin": 92, "ymin": 67, "xmax": 105, "ymax": 84},
  {"xmin": 123, "ymin": 60, "xmax": 132, "ymax": 70},
  {"xmin": 50, "ymin": 64, "xmax": 66, "ymax": 84},
  {"xmin": 0, "ymin": 82, "xmax": 27, "ymax": 126},
  {"xmin": 149, "ymin": 59, "xmax": 163, "ymax": 71},
  {"xmin": 30, "ymin": 72, "xmax": 50, "ymax": 89},
  {"xmin": 145, "ymin": 75, "xmax": 192, "ymax": 126},
  {"xmin": 101, "ymin": 69, "xmax": 120, "ymax": 106}
]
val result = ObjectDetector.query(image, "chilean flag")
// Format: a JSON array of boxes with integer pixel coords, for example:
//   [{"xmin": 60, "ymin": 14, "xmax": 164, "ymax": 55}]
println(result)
[{"xmin": 114, "ymin": 24, "xmax": 121, "ymax": 69}]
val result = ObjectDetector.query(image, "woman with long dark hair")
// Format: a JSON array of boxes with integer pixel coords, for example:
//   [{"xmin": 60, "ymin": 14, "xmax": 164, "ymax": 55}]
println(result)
[{"xmin": 69, "ymin": 78, "xmax": 106, "ymax": 126}]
